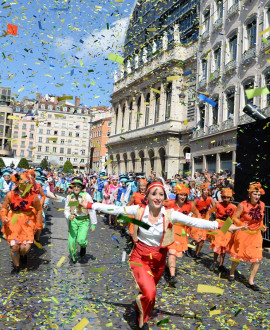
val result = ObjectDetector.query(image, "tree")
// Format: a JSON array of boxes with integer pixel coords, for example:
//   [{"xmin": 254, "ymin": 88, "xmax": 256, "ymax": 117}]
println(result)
[
  {"xmin": 17, "ymin": 158, "xmax": 30, "ymax": 169},
  {"xmin": 63, "ymin": 160, "xmax": 74, "ymax": 173},
  {"xmin": 0, "ymin": 158, "xmax": 5, "ymax": 168},
  {"xmin": 40, "ymin": 158, "xmax": 49, "ymax": 170}
]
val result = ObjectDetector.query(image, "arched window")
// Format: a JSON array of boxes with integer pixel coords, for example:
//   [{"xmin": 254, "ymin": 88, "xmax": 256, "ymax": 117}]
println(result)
[
  {"xmin": 121, "ymin": 104, "xmax": 126, "ymax": 131},
  {"xmin": 128, "ymin": 101, "xmax": 133, "ymax": 131},
  {"xmin": 226, "ymin": 87, "xmax": 235, "ymax": 118},
  {"xmin": 136, "ymin": 96, "xmax": 141, "ymax": 129},
  {"xmin": 243, "ymin": 78, "xmax": 254, "ymax": 105},
  {"xmin": 145, "ymin": 93, "xmax": 150, "ymax": 126},
  {"xmin": 154, "ymin": 90, "xmax": 160, "ymax": 123},
  {"xmin": 212, "ymin": 95, "xmax": 219, "ymax": 125},
  {"xmin": 165, "ymin": 83, "xmax": 172, "ymax": 120}
]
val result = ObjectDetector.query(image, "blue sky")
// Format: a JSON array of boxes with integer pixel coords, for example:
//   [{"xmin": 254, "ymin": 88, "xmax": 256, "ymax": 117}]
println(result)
[{"xmin": 0, "ymin": 0, "xmax": 134, "ymax": 107}]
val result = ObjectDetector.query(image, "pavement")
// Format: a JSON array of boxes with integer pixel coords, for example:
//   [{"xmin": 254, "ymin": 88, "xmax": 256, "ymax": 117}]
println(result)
[{"xmin": 0, "ymin": 200, "xmax": 270, "ymax": 330}]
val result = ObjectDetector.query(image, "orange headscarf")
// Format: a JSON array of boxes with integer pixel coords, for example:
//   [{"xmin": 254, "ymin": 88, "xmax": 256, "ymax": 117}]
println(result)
[
  {"xmin": 248, "ymin": 182, "xmax": 265, "ymax": 195},
  {"xmin": 11, "ymin": 172, "xmax": 31, "ymax": 185},
  {"xmin": 221, "ymin": 188, "xmax": 234, "ymax": 198},
  {"xmin": 175, "ymin": 183, "xmax": 190, "ymax": 195},
  {"xmin": 200, "ymin": 182, "xmax": 210, "ymax": 190},
  {"xmin": 139, "ymin": 179, "xmax": 148, "ymax": 186}
]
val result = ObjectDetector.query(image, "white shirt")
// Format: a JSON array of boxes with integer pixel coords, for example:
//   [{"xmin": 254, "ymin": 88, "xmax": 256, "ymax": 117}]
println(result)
[{"xmin": 92, "ymin": 203, "xmax": 219, "ymax": 247}]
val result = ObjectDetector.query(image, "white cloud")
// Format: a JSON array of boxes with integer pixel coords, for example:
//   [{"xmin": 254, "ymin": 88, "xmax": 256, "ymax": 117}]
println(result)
[
  {"xmin": 55, "ymin": 36, "xmax": 74, "ymax": 51},
  {"xmin": 76, "ymin": 17, "xmax": 129, "ymax": 59}
]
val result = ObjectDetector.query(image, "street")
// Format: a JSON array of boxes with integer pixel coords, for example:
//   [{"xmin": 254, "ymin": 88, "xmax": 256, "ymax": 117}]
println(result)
[{"xmin": 0, "ymin": 200, "xmax": 270, "ymax": 330}]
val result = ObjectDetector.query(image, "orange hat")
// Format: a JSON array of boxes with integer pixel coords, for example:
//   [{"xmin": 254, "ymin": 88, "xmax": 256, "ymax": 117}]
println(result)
[
  {"xmin": 200, "ymin": 182, "xmax": 210, "ymax": 190},
  {"xmin": 175, "ymin": 183, "xmax": 190, "ymax": 195},
  {"xmin": 221, "ymin": 188, "xmax": 234, "ymax": 198},
  {"xmin": 139, "ymin": 179, "xmax": 148, "ymax": 185},
  {"xmin": 248, "ymin": 182, "xmax": 265, "ymax": 195},
  {"xmin": 11, "ymin": 172, "xmax": 31, "ymax": 185}
]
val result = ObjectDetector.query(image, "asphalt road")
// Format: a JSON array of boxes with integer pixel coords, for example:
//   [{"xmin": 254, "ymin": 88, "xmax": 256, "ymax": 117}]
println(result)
[{"xmin": 0, "ymin": 200, "xmax": 270, "ymax": 330}]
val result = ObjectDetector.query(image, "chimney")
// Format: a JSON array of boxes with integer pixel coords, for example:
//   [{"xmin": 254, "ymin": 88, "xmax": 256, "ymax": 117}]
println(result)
[{"xmin": 75, "ymin": 96, "xmax": 80, "ymax": 107}]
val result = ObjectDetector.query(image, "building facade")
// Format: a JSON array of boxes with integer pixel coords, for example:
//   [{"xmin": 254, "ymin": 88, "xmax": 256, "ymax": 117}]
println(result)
[
  {"xmin": 107, "ymin": 0, "xmax": 199, "ymax": 178},
  {"xmin": 0, "ymin": 87, "xmax": 12, "ymax": 157},
  {"xmin": 191, "ymin": 0, "xmax": 270, "ymax": 176},
  {"xmin": 90, "ymin": 116, "xmax": 112, "ymax": 172},
  {"xmin": 33, "ymin": 94, "xmax": 91, "ymax": 171}
]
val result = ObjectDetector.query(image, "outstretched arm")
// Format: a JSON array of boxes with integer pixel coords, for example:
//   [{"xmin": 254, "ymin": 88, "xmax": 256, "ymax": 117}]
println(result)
[{"xmin": 80, "ymin": 201, "xmax": 138, "ymax": 216}]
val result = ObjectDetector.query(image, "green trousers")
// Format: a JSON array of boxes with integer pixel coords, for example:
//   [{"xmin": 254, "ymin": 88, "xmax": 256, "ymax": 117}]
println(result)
[{"xmin": 68, "ymin": 218, "xmax": 90, "ymax": 260}]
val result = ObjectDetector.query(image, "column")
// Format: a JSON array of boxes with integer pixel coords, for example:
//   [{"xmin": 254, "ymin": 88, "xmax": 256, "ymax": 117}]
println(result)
[
  {"xmin": 159, "ymin": 83, "xmax": 166, "ymax": 122},
  {"xmin": 144, "ymin": 155, "xmax": 151, "ymax": 177},
  {"xmin": 203, "ymin": 155, "xmax": 207, "ymax": 171},
  {"xmin": 232, "ymin": 150, "xmax": 236, "ymax": 177},
  {"xmin": 117, "ymin": 103, "xmax": 123, "ymax": 134},
  {"xmin": 162, "ymin": 32, "xmax": 168, "ymax": 51},
  {"xmin": 139, "ymin": 93, "xmax": 145, "ymax": 128},
  {"xmin": 170, "ymin": 78, "xmax": 183, "ymax": 121},
  {"xmin": 216, "ymin": 153, "xmax": 221, "ymax": 173},
  {"xmin": 166, "ymin": 156, "xmax": 179, "ymax": 179},
  {"xmin": 123, "ymin": 100, "xmax": 128, "ymax": 132},
  {"xmin": 148, "ymin": 89, "xmax": 155, "ymax": 126},
  {"xmin": 191, "ymin": 156, "xmax": 195, "ymax": 178},
  {"xmin": 111, "ymin": 106, "xmax": 117, "ymax": 136},
  {"xmin": 143, "ymin": 47, "xmax": 147, "ymax": 64}
]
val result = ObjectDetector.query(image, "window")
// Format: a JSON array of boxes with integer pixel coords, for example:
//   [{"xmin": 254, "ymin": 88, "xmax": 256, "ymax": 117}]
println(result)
[
  {"xmin": 226, "ymin": 88, "xmax": 235, "ymax": 118},
  {"xmin": 244, "ymin": 79, "xmax": 254, "ymax": 105},
  {"xmin": 53, "ymin": 147, "xmax": 56, "ymax": 152},
  {"xmin": 75, "ymin": 125, "xmax": 80, "ymax": 129},
  {"xmin": 46, "ymin": 138, "xmax": 49, "ymax": 143},
  {"xmin": 61, "ymin": 139, "xmax": 64, "ymax": 144},
  {"xmin": 212, "ymin": 96, "xmax": 218, "ymax": 125},
  {"xmin": 121, "ymin": 105, "xmax": 126, "ymax": 131},
  {"xmin": 45, "ymin": 146, "xmax": 49, "ymax": 152},
  {"xmin": 60, "ymin": 147, "xmax": 64, "ymax": 153},
  {"xmin": 115, "ymin": 107, "xmax": 118, "ymax": 134},
  {"xmin": 68, "ymin": 140, "xmax": 72, "ymax": 145},
  {"xmin": 38, "ymin": 146, "xmax": 42, "ymax": 152},
  {"xmin": 47, "ymin": 130, "xmax": 51, "ymax": 134},
  {"xmin": 67, "ymin": 148, "xmax": 71, "ymax": 154},
  {"xmin": 204, "ymin": 8, "xmax": 210, "ymax": 32},
  {"xmin": 83, "ymin": 133, "xmax": 87, "ymax": 138},
  {"xmin": 45, "ymin": 156, "xmax": 48, "ymax": 160},
  {"xmin": 22, "ymin": 124, "xmax": 26, "ymax": 129},
  {"xmin": 229, "ymin": 34, "xmax": 237, "ymax": 61},
  {"xmin": 37, "ymin": 155, "xmax": 41, "ymax": 159},
  {"xmin": 145, "ymin": 94, "xmax": 150, "ymax": 126},
  {"xmin": 214, "ymin": 46, "xmax": 221, "ymax": 70},
  {"xmin": 165, "ymin": 84, "xmax": 172, "ymax": 120},
  {"xmin": 30, "ymin": 133, "xmax": 34, "ymax": 139},
  {"xmin": 69, "ymin": 132, "xmax": 72, "ymax": 137},
  {"xmin": 107, "ymin": 130, "xmax": 111, "ymax": 137},
  {"xmin": 154, "ymin": 91, "xmax": 160, "ymax": 123},
  {"xmin": 21, "ymin": 141, "xmax": 25, "ymax": 147},
  {"xmin": 199, "ymin": 104, "xmax": 205, "ymax": 129},
  {"xmin": 108, "ymin": 121, "xmax": 111, "ymax": 127},
  {"xmin": 74, "ymin": 158, "xmax": 78, "ymax": 162},
  {"xmin": 62, "ymin": 123, "xmax": 66, "ymax": 128},
  {"xmin": 30, "ymin": 124, "xmax": 34, "ymax": 130},
  {"xmin": 13, "ymin": 131, "xmax": 18, "ymax": 138},
  {"xmin": 69, "ymin": 124, "xmax": 73, "ymax": 129},
  {"xmin": 81, "ymin": 150, "xmax": 85, "ymax": 155},
  {"xmin": 54, "ymin": 122, "xmax": 59, "ymax": 128},
  {"xmin": 29, "ymin": 142, "xmax": 33, "ymax": 148},
  {"xmin": 60, "ymin": 157, "xmax": 63, "ymax": 161},
  {"xmin": 48, "ymin": 114, "xmax": 52, "ymax": 118},
  {"xmin": 61, "ymin": 131, "xmax": 65, "ymax": 136},
  {"xmin": 54, "ymin": 130, "xmax": 58, "ymax": 135},
  {"xmin": 128, "ymin": 102, "xmax": 133, "ymax": 131},
  {"xmin": 67, "ymin": 157, "xmax": 70, "ymax": 161},
  {"xmin": 202, "ymin": 58, "xmax": 207, "ymax": 80},
  {"xmin": 28, "ymin": 151, "xmax": 32, "ymax": 158},
  {"xmin": 136, "ymin": 97, "xmax": 141, "ymax": 129},
  {"xmin": 75, "ymin": 132, "xmax": 79, "ymax": 137},
  {"xmin": 216, "ymin": 0, "xmax": 223, "ymax": 19},
  {"xmin": 81, "ymin": 159, "xmax": 85, "ymax": 163},
  {"xmin": 20, "ymin": 150, "xmax": 24, "ymax": 156},
  {"xmin": 47, "ymin": 122, "xmax": 51, "ymax": 127},
  {"xmin": 247, "ymin": 19, "xmax": 256, "ymax": 49},
  {"xmin": 38, "ymin": 137, "xmax": 42, "ymax": 142}
]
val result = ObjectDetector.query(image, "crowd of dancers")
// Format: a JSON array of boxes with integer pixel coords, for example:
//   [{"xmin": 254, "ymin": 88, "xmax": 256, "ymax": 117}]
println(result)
[{"xmin": 0, "ymin": 166, "xmax": 267, "ymax": 330}]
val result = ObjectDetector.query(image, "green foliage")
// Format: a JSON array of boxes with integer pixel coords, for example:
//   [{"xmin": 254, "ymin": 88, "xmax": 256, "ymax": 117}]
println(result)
[
  {"xmin": 40, "ymin": 158, "xmax": 49, "ymax": 170},
  {"xmin": 0, "ymin": 158, "xmax": 5, "ymax": 168},
  {"xmin": 63, "ymin": 160, "xmax": 74, "ymax": 173},
  {"xmin": 17, "ymin": 158, "xmax": 30, "ymax": 169}
]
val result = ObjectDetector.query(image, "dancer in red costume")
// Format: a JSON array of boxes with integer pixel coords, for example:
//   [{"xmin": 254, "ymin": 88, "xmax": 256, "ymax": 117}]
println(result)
[
  {"xmin": 166, "ymin": 183, "xmax": 199, "ymax": 286},
  {"xmin": 80, "ymin": 179, "xmax": 241, "ymax": 329},
  {"xmin": 209, "ymin": 188, "xmax": 237, "ymax": 272},
  {"xmin": 228, "ymin": 182, "xmax": 266, "ymax": 291},
  {"xmin": 188, "ymin": 183, "xmax": 216, "ymax": 258}
]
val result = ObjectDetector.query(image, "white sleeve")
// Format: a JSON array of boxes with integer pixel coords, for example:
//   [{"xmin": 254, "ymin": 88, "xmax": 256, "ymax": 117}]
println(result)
[
  {"xmin": 86, "ymin": 193, "xmax": 97, "ymax": 225},
  {"xmin": 64, "ymin": 195, "xmax": 71, "ymax": 220},
  {"xmin": 171, "ymin": 210, "xmax": 219, "ymax": 229},
  {"xmin": 92, "ymin": 203, "xmax": 139, "ymax": 216}
]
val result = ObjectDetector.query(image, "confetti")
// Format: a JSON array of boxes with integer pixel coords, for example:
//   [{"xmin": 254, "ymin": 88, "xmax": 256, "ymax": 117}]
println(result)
[
  {"xmin": 197, "ymin": 285, "xmax": 224, "ymax": 295},
  {"xmin": 56, "ymin": 256, "xmax": 66, "ymax": 268}
]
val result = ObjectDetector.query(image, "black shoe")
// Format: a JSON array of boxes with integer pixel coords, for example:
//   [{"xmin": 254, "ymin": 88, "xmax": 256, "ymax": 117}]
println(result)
[
  {"xmin": 193, "ymin": 253, "xmax": 202, "ymax": 259},
  {"xmin": 134, "ymin": 309, "xmax": 139, "ymax": 327},
  {"xmin": 140, "ymin": 323, "xmax": 149, "ymax": 330},
  {"xmin": 186, "ymin": 248, "xmax": 194, "ymax": 258},
  {"xmin": 228, "ymin": 275, "xmax": 235, "ymax": 282},
  {"xmin": 168, "ymin": 276, "xmax": 177, "ymax": 287},
  {"xmin": 218, "ymin": 265, "xmax": 227, "ymax": 273},
  {"xmin": 80, "ymin": 247, "xmax": 86, "ymax": 257},
  {"xmin": 246, "ymin": 283, "xmax": 260, "ymax": 291},
  {"xmin": 21, "ymin": 255, "xmax": 27, "ymax": 266},
  {"xmin": 11, "ymin": 266, "xmax": 20, "ymax": 274},
  {"xmin": 209, "ymin": 262, "xmax": 218, "ymax": 271}
]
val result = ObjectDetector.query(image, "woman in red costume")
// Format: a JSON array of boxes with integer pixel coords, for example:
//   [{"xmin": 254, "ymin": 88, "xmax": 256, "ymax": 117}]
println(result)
[
  {"xmin": 80, "ymin": 179, "xmax": 240, "ymax": 329},
  {"xmin": 209, "ymin": 188, "xmax": 237, "ymax": 272},
  {"xmin": 188, "ymin": 183, "xmax": 216, "ymax": 258},
  {"xmin": 166, "ymin": 183, "xmax": 199, "ymax": 286},
  {"xmin": 229, "ymin": 182, "xmax": 266, "ymax": 291},
  {"xmin": 0, "ymin": 172, "xmax": 43, "ymax": 273}
]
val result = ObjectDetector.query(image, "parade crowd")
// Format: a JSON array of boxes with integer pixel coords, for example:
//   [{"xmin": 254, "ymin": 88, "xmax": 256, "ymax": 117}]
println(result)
[{"xmin": 0, "ymin": 165, "xmax": 267, "ymax": 330}]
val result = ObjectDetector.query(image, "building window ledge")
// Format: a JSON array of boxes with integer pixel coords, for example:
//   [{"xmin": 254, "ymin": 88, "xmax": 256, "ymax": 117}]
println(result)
[
  {"xmin": 260, "ymin": 36, "xmax": 270, "ymax": 52},
  {"xmin": 208, "ymin": 124, "xmax": 219, "ymax": 134},
  {"xmin": 213, "ymin": 17, "xmax": 223, "ymax": 31},
  {"xmin": 201, "ymin": 30, "xmax": 210, "ymax": 42},
  {"xmin": 209, "ymin": 69, "xmax": 221, "ymax": 83},
  {"xmin": 226, "ymin": 3, "xmax": 239, "ymax": 19},
  {"xmin": 221, "ymin": 117, "xmax": 235, "ymax": 131},
  {"xmin": 224, "ymin": 59, "xmax": 237, "ymax": 73},
  {"xmin": 198, "ymin": 78, "xmax": 207, "ymax": 89},
  {"xmin": 241, "ymin": 48, "xmax": 256, "ymax": 65}
]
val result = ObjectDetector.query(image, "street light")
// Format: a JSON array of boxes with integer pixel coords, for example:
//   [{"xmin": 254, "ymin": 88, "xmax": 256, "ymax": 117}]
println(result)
[{"xmin": 243, "ymin": 104, "xmax": 266, "ymax": 121}]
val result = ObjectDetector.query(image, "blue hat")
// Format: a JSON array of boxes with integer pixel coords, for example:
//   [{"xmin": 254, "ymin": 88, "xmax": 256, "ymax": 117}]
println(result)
[
  {"xmin": 120, "ymin": 178, "xmax": 128, "ymax": 183},
  {"xmin": 35, "ymin": 176, "xmax": 46, "ymax": 184},
  {"xmin": 2, "ymin": 169, "xmax": 12, "ymax": 176}
]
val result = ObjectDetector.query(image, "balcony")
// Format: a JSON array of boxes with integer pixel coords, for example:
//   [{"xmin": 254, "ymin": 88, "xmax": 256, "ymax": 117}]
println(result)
[
  {"xmin": 208, "ymin": 124, "xmax": 219, "ymax": 134},
  {"xmin": 260, "ymin": 105, "xmax": 270, "ymax": 117},
  {"xmin": 261, "ymin": 36, "xmax": 270, "ymax": 53},
  {"xmin": 238, "ymin": 113, "xmax": 254, "ymax": 125},
  {"xmin": 241, "ymin": 48, "xmax": 256, "ymax": 65},
  {"xmin": 224, "ymin": 59, "xmax": 237, "ymax": 73},
  {"xmin": 221, "ymin": 118, "xmax": 234, "ymax": 131},
  {"xmin": 210, "ymin": 69, "xmax": 220, "ymax": 82},
  {"xmin": 201, "ymin": 30, "xmax": 209, "ymax": 42},
  {"xmin": 213, "ymin": 17, "xmax": 223, "ymax": 31},
  {"xmin": 198, "ymin": 79, "xmax": 207, "ymax": 89},
  {"xmin": 226, "ymin": 3, "xmax": 239, "ymax": 19},
  {"xmin": 193, "ymin": 128, "xmax": 205, "ymax": 138}
]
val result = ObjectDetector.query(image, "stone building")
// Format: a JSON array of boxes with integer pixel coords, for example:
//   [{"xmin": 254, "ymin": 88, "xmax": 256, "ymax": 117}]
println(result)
[
  {"xmin": 0, "ymin": 87, "xmax": 12, "ymax": 157},
  {"xmin": 191, "ymin": 0, "xmax": 270, "ymax": 176},
  {"xmin": 107, "ymin": 0, "xmax": 200, "ymax": 178}
]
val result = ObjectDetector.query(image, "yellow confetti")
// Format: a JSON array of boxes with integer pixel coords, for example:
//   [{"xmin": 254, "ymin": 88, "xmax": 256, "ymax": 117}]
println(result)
[
  {"xmin": 53, "ymin": 268, "xmax": 58, "ymax": 275},
  {"xmin": 18, "ymin": 86, "xmax": 24, "ymax": 92},
  {"xmin": 56, "ymin": 256, "xmax": 66, "ymax": 268},
  {"xmin": 93, "ymin": 140, "xmax": 100, "ymax": 149},
  {"xmin": 259, "ymin": 26, "xmax": 270, "ymax": 36},
  {"xmin": 151, "ymin": 88, "xmax": 161, "ymax": 94},
  {"xmin": 149, "ymin": 253, "xmax": 152, "ymax": 259},
  {"xmin": 72, "ymin": 318, "xmax": 89, "ymax": 330},
  {"xmin": 187, "ymin": 244, "xmax": 196, "ymax": 249},
  {"xmin": 108, "ymin": 53, "xmax": 124, "ymax": 64},
  {"xmin": 197, "ymin": 284, "xmax": 224, "ymax": 295},
  {"xmin": 209, "ymin": 309, "xmax": 221, "ymax": 316},
  {"xmin": 211, "ymin": 140, "xmax": 216, "ymax": 143},
  {"xmin": 167, "ymin": 75, "xmax": 180, "ymax": 81},
  {"xmin": 147, "ymin": 270, "xmax": 154, "ymax": 277},
  {"xmin": 8, "ymin": 115, "xmax": 21, "ymax": 120},
  {"xmin": 184, "ymin": 119, "xmax": 188, "ymax": 125},
  {"xmin": 128, "ymin": 261, "xmax": 143, "ymax": 267},
  {"xmin": 34, "ymin": 240, "xmax": 43, "ymax": 249}
]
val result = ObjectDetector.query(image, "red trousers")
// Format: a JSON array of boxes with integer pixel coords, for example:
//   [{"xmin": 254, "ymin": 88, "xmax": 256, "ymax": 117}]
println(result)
[{"xmin": 129, "ymin": 241, "xmax": 167, "ymax": 328}]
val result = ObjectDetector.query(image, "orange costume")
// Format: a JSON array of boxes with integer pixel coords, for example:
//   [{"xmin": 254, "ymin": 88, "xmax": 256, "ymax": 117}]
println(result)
[
  {"xmin": 188, "ymin": 196, "xmax": 212, "ymax": 242},
  {"xmin": 230, "ymin": 200, "xmax": 265, "ymax": 262},
  {"xmin": 209, "ymin": 201, "xmax": 237, "ymax": 254},
  {"xmin": 1, "ymin": 190, "xmax": 43, "ymax": 246},
  {"xmin": 168, "ymin": 201, "xmax": 193, "ymax": 257}
]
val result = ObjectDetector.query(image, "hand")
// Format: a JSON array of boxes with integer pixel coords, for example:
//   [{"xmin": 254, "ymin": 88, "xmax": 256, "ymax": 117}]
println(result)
[
  {"xmin": 4, "ymin": 217, "xmax": 9, "ymax": 224},
  {"xmin": 228, "ymin": 224, "xmax": 247, "ymax": 232},
  {"xmin": 79, "ymin": 201, "xmax": 88, "ymax": 208},
  {"xmin": 262, "ymin": 226, "xmax": 267, "ymax": 233},
  {"xmin": 69, "ymin": 215, "xmax": 75, "ymax": 221},
  {"xmin": 91, "ymin": 227, "xmax": 95, "ymax": 232}
]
